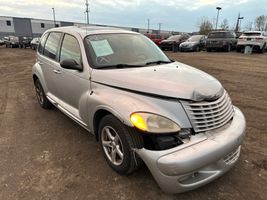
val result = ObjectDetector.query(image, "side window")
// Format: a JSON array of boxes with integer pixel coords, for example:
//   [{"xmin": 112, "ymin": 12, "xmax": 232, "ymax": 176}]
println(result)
[
  {"xmin": 38, "ymin": 33, "xmax": 49, "ymax": 54},
  {"xmin": 43, "ymin": 32, "xmax": 61, "ymax": 60},
  {"xmin": 60, "ymin": 34, "xmax": 81, "ymax": 65}
]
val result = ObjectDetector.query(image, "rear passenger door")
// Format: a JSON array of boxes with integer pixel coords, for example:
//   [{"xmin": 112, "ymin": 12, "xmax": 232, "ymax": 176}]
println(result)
[{"xmin": 38, "ymin": 32, "xmax": 62, "ymax": 102}]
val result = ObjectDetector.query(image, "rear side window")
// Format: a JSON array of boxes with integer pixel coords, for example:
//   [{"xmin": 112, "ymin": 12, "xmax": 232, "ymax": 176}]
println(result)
[
  {"xmin": 38, "ymin": 33, "xmax": 49, "ymax": 54},
  {"xmin": 43, "ymin": 32, "xmax": 61, "ymax": 60},
  {"xmin": 60, "ymin": 34, "xmax": 81, "ymax": 65}
]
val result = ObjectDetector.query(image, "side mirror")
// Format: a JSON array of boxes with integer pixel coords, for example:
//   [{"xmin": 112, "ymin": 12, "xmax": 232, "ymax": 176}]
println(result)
[{"xmin": 60, "ymin": 59, "xmax": 83, "ymax": 71}]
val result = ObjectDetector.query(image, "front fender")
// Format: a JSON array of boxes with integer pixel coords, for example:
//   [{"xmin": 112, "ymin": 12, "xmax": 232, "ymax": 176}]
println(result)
[{"xmin": 87, "ymin": 82, "xmax": 192, "ymax": 134}]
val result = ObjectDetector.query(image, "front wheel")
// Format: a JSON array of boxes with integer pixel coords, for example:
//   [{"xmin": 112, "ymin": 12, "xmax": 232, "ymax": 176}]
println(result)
[
  {"xmin": 99, "ymin": 115, "xmax": 144, "ymax": 175},
  {"xmin": 259, "ymin": 43, "xmax": 266, "ymax": 53},
  {"xmin": 226, "ymin": 44, "xmax": 231, "ymax": 52}
]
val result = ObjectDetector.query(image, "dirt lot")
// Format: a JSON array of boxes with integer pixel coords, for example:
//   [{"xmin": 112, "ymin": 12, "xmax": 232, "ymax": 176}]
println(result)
[{"xmin": 0, "ymin": 47, "xmax": 266, "ymax": 200}]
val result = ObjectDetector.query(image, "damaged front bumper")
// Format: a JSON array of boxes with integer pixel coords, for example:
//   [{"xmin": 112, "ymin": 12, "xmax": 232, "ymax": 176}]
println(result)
[{"xmin": 135, "ymin": 107, "xmax": 246, "ymax": 194}]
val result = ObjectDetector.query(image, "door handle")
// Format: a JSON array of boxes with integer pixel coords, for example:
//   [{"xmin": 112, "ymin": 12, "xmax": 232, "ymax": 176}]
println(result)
[{"xmin": 53, "ymin": 69, "xmax": 62, "ymax": 74}]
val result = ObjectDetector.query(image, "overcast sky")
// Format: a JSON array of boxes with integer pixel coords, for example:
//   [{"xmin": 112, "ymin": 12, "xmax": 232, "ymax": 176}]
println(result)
[{"xmin": 0, "ymin": 0, "xmax": 266, "ymax": 32}]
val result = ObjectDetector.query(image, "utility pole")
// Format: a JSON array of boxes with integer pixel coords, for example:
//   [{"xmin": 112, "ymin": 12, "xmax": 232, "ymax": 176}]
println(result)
[
  {"xmin": 215, "ymin": 7, "xmax": 222, "ymax": 30},
  {"xmin": 158, "ymin": 23, "xmax": 162, "ymax": 34},
  {"xmin": 235, "ymin": 13, "xmax": 244, "ymax": 32},
  {"xmin": 147, "ymin": 19, "xmax": 150, "ymax": 33},
  {"xmin": 52, "ymin": 8, "xmax": 56, "ymax": 27},
  {"xmin": 85, "ymin": 0, "xmax": 89, "ymax": 24}
]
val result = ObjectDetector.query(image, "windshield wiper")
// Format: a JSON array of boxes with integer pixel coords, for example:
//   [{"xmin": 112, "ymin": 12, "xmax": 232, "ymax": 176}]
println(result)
[
  {"xmin": 97, "ymin": 64, "xmax": 144, "ymax": 69},
  {"xmin": 145, "ymin": 60, "xmax": 173, "ymax": 66}
]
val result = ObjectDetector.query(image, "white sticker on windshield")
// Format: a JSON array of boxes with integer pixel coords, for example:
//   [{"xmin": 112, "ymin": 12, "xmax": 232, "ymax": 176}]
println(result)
[{"xmin": 90, "ymin": 40, "xmax": 114, "ymax": 57}]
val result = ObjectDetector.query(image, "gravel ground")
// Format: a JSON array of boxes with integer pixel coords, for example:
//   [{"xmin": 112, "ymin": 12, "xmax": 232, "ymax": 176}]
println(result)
[{"xmin": 0, "ymin": 47, "xmax": 266, "ymax": 200}]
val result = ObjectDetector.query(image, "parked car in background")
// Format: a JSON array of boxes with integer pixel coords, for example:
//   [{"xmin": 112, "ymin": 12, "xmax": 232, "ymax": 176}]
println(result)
[
  {"xmin": 5, "ymin": 36, "xmax": 19, "ymax": 48},
  {"xmin": 32, "ymin": 26, "xmax": 246, "ymax": 194},
  {"xmin": 206, "ymin": 31, "xmax": 237, "ymax": 52},
  {"xmin": 237, "ymin": 31, "xmax": 267, "ymax": 53},
  {"xmin": 160, "ymin": 34, "xmax": 190, "ymax": 51},
  {"xmin": 179, "ymin": 35, "xmax": 206, "ymax": 52},
  {"xmin": 144, "ymin": 34, "xmax": 167, "ymax": 46},
  {"xmin": 30, "ymin": 37, "xmax": 40, "ymax": 50},
  {"xmin": 0, "ymin": 38, "xmax": 5, "ymax": 46},
  {"xmin": 19, "ymin": 36, "xmax": 33, "ymax": 48}
]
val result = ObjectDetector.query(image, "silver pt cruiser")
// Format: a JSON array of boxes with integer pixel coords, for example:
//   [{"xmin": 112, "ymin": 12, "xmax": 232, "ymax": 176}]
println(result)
[{"xmin": 32, "ymin": 26, "xmax": 246, "ymax": 193}]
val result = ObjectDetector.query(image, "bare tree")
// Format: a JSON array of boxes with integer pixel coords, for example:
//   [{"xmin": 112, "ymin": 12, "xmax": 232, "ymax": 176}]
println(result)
[
  {"xmin": 244, "ymin": 22, "xmax": 254, "ymax": 31},
  {"xmin": 198, "ymin": 18, "xmax": 213, "ymax": 35},
  {"xmin": 255, "ymin": 15, "xmax": 267, "ymax": 31},
  {"xmin": 220, "ymin": 19, "xmax": 229, "ymax": 30}
]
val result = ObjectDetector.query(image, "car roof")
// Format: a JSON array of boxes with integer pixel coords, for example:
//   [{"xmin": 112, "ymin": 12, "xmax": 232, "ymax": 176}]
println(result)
[{"xmin": 46, "ymin": 26, "xmax": 139, "ymax": 38}]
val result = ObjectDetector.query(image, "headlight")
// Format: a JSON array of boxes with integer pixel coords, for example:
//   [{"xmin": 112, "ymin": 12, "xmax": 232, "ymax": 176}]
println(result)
[{"xmin": 130, "ymin": 112, "xmax": 181, "ymax": 133}]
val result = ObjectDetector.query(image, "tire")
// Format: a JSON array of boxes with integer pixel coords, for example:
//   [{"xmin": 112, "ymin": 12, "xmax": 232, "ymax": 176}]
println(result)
[
  {"xmin": 236, "ymin": 46, "xmax": 241, "ymax": 52},
  {"xmin": 207, "ymin": 48, "xmax": 211, "ymax": 52},
  {"xmin": 195, "ymin": 46, "xmax": 200, "ymax": 52},
  {"xmin": 34, "ymin": 79, "xmax": 53, "ymax": 109},
  {"xmin": 99, "ymin": 115, "xmax": 144, "ymax": 175},
  {"xmin": 226, "ymin": 44, "xmax": 231, "ymax": 52},
  {"xmin": 260, "ymin": 43, "xmax": 266, "ymax": 54}
]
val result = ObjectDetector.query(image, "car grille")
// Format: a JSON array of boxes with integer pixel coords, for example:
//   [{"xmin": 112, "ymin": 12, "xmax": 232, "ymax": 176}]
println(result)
[{"xmin": 181, "ymin": 90, "xmax": 234, "ymax": 133}]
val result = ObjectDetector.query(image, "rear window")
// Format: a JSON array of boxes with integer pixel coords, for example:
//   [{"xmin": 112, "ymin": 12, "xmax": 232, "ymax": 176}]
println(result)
[{"xmin": 242, "ymin": 32, "xmax": 261, "ymax": 36}]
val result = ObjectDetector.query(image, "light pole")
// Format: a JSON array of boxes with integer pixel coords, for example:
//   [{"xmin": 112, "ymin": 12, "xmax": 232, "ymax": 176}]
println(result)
[
  {"xmin": 52, "ymin": 8, "xmax": 56, "ymax": 27},
  {"xmin": 215, "ymin": 7, "xmax": 222, "ymax": 30},
  {"xmin": 85, "ymin": 0, "xmax": 89, "ymax": 24},
  {"xmin": 158, "ymin": 23, "xmax": 162, "ymax": 34},
  {"xmin": 235, "ymin": 13, "xmax": 244, "ymax": 32},
  {"xmin": 147, "ymin": 19, "xmax": 150, "ymax": 33}
]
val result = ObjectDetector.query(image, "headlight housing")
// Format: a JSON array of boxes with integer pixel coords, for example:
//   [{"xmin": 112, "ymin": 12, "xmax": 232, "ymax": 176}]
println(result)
[{"xmin": 130, "ymin": 112, "xmax": 181, "ymax": 133}]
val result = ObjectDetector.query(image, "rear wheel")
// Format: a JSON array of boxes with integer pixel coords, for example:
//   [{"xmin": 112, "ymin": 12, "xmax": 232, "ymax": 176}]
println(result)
[
  {"xmin": 207, "ymin": 48, "xmax": 211, "ymax": 52},
  {"xmin": 34, "ymin": 79, "xmax": 53, "ymax": 109},
  {"xmin": 99, "ymin": 115, "xmax": 144, "ymax": 175}
]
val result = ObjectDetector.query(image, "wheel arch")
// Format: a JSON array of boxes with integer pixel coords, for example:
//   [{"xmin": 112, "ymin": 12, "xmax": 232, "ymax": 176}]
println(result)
[{"xmin": 93, "ymin": 108, "xmax": 127, "ymax": 142}]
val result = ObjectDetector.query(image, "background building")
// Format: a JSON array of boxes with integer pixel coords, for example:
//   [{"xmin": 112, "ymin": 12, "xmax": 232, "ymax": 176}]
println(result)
[{"xmin": 0, "ymin": 16, "xmax": 173, "ymax": 38}]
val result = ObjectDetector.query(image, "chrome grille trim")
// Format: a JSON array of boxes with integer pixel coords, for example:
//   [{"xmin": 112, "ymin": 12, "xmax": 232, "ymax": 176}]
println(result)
[{"xmin": 181, "ymin": 90, "xmax": 234, "ymax": 133}]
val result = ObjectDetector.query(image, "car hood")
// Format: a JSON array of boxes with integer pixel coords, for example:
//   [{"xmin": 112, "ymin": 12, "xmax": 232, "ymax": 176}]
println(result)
[{"xmin": 91, "ymin": 62, "xmax": 223, "ymax": 101}]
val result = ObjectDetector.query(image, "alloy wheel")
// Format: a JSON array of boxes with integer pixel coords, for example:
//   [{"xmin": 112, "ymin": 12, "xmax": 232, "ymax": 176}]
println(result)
[{"xmin": 101, "ymin": 126, "xmax": 124, "ymax": 166}]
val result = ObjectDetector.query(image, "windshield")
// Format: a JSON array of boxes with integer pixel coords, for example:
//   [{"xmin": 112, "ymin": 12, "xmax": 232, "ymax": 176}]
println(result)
[
  {"xmin": 208, "ymin": 32, "xmax": 226, "ymax": 38},
  {"xmin": 85, "ymin": 33, "xmax": 170, "ymax": 69},
  {"xmin": 167, "ymin": 35, "xmax": 181, "ymax": 41},
  {"xmin": 187, "ymin": 35, "xmax": 202, "ymax": 42}
]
